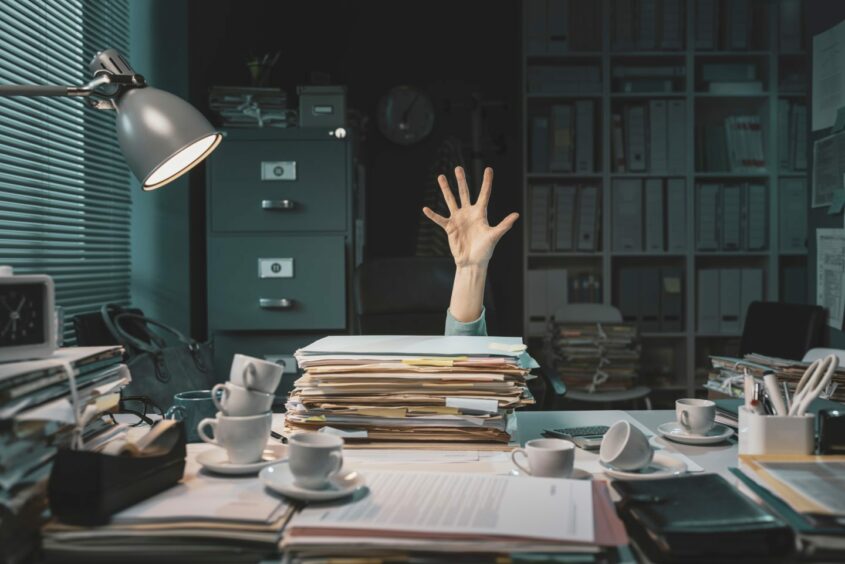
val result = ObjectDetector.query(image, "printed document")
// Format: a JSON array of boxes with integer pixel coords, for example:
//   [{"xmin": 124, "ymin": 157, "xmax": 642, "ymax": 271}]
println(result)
[
  {"xmin": 813, "ymin": 19, "xmax": 845, "ymax": 131},
  {"xmin": 816, "ymin": 229, "xmax": 845, "ymax": 328}
]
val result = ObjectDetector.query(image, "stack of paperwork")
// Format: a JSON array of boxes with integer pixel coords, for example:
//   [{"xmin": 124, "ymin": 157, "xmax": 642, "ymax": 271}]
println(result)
[{"xmin": 286, "ymin": 336, "xmax": 536, "ymax": 445}]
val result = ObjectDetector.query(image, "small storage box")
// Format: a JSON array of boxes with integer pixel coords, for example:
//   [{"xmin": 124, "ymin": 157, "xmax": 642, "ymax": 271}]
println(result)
[{"xmin": 297, "ymin": 85, "xmax": 346, "ymax": 128}]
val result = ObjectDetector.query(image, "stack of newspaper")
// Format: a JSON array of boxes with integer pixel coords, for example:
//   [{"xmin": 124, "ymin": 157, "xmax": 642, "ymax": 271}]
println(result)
[
  {"xmin": 0, "ymin": 346, "xmax": 128, "ymax": 561},
  {"xmin": 208, "ymin": 86, "xmax": 291, "ymax": 128},
  {"xmin": 42, "ymin": 447, "xmax": 295, "ymax": 563},
  {"xmin": 550, "ymin": 322, "xmax": 641, "ymax": 391},
  {"xmin": 286, "ymin": 336, "xmax": 536, "ymax": 444}
]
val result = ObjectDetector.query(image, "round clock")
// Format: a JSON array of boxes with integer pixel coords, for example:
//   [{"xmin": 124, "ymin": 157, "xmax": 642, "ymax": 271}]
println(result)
[{"xmin": 377, "ymin": 86, "xmax": 435, "ymax": 145}]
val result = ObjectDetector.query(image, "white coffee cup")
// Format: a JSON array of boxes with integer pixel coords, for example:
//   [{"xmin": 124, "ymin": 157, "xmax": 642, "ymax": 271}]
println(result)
[
  {"xmin": 197, "ymin": 412, "xmax": 272, "ymax": 464},
  {"xmin": 288, "ymin": 431, "xmax": 344, "ymax": 490},
  {"xmin": 211, "ymin": 382, "xmax": 274, "ymax": 416},
  {"xmin": 511, "ymin": 438, "xmax": 575, "ymax": 478},
  {"xmin": 230, "ymin": 354, "xmax": 284, "ymax": 394},
  {"xmin": 676, "ymin": 398, "xmax": 716, "ymax": 435},
  {"xmin": 599, "ymin": 420, "xmax": 654, "ymax": 471}
]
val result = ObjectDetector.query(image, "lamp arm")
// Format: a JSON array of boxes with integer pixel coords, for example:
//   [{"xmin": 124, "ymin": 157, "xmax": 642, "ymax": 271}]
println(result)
[{"xmin": 0, "ymin": 74, "xmax": 113, "ymax": 98}]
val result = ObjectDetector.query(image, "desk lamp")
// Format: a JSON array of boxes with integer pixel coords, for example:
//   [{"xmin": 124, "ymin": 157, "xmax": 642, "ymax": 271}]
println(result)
[{"xmin": 0, "ymin": 48, "xmax": 221, "ymax": 190}]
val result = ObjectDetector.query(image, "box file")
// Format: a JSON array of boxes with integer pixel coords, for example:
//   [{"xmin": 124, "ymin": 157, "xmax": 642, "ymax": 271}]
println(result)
[
  {"xmin": 553, "ymin": 184, "xmax": 577, "ymax": 251},
  {"xmin": 719, "ymin": 269, "xmax": 742, "ymax": 334},
  {"xmin": 640, "ymin": 267, "xmax": 661, "ymax": 332},
  {"xmin": 644, "ymin": 178, "xmax": 664, "ymax": 252},
  {"xmin": 625, "ymin": 104, "xmax": 647, "ymax": 172},
  {"xmin": 660, "ymin": 268, "xmax": 683, "ymax": 332},
  {"xmin": 696, "ymin": 183, "xmax": 720, "ymax": 251},
  {"xmin": 611, "ymin": 113, "xmax": 625, "ymax": 172},
  {"xmin": 746, "ymin": 183, "xmax": 767, "ymax": 250},
  {"xmin": 780, "ymin": 179, "xmax": 807, "ymax": 253},
  {"xmin": 778, "ymin": 99, "xmax": 791, "ymax": 171},
  {"xmin": 530, "ymin": 116, "xmax": 549, "ymax": 172},
  {"xmin": 612, "ymin": 179, "xmax": 643, "ymax": 252},
  {"xmin": 697, "ymin": 269, "xmax": 720, "ymax": 333},
  {"xmin": 529, "ymin": 185, "xmax": 552, "ymax": 251},
  {"xmin": 649, "ymin": 100, "xmax": 668, "ymax": 173},
  {"xmin": 666, "ymin": 179, "xmax": 686, "ymax": 252},
  {"xmin": 721, "ymin": 184, "xmax": 742, "ymax": 251},
  {"xmin": 550, "ymin": 105, "xmax": 574, "ymax": 171},
  {"xmin": 618, "ymin": 268, "xmax": 641, "ymax": 325},
  {"xmin": 666, "ymin": 100, "xmax": 686, "ymax": 174},
  {"xmin": 575, "ymin": 100, "xmax": 594, "ymax": 173},
  {"xmin": 739, "ymin": 268, "xmax": 763, "ymax": 332},
  {"xmin": 576, "ymin": 185, "xmax": 600, "ymax": 251}
]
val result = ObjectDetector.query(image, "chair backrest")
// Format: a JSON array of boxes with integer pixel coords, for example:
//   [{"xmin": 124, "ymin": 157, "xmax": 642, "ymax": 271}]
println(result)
[
  {"xmin": 553, "ymin": 303, "xmax": 623, "ymax": 323},
  {"xmin": 739, "ymin": 301, "xmax": 826, "ymax": 361},
  {"xmin": 353, "ymin": 257, "xmax": 496, "ymax": 335},
  {"xmin": 802, "ymin": 347, "xmax": 845, "ymax": 365}
]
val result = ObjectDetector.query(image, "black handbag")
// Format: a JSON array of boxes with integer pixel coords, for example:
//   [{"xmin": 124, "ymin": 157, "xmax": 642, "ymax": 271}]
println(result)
[{"xmin": 101, "ymin": 305, "xmax": 215, "ymax": 411}]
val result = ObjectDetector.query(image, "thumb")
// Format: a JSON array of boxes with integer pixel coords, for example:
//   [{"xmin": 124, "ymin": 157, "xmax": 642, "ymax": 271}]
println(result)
[{"xmin": 491, "ymin": 212, "xmax": 519, "ymax": 241}]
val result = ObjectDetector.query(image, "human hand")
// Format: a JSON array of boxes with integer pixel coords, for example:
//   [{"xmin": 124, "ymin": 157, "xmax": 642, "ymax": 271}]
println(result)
[{"xmin": 423, "ymin": 166, "xmax": 519, "ymax": 268}]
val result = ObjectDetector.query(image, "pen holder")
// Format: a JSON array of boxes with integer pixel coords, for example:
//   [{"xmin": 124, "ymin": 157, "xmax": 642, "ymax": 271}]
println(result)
[{"xmin": 737, "ymin": 406, "xmax": 814, "ymax": 455}]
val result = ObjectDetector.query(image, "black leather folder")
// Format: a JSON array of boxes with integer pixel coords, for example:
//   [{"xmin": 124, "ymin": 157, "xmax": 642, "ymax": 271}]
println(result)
[{"xmin": 612, "ymin": 473, "xmax": 794, "ymax": 563}]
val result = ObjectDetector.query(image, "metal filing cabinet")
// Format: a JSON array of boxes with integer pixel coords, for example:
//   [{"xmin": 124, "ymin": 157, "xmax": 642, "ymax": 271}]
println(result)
[{"xmin": 206, "ymin": 128, "xmax": 355, "ymax": 394}]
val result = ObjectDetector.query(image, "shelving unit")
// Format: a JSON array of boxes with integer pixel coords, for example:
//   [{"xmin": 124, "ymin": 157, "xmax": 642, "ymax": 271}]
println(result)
[{"xmin": 521, "ymin": 0, "xmax": 809, "ymax": 400}]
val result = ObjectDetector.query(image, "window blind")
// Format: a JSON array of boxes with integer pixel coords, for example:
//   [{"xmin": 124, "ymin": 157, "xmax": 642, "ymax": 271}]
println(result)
[{"xmin": 0, "ymin": 0, "xmax": 131, "ymax": 343}]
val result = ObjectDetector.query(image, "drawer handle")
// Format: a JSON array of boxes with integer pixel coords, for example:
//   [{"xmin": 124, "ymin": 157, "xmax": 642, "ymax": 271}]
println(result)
[
  {"xmin": 262, "ymin": 199, "xmax": 296, "ymax": 211},
  {"xmin": 259, "ymin": 298, "xmax": 294, "ymax": 310}
]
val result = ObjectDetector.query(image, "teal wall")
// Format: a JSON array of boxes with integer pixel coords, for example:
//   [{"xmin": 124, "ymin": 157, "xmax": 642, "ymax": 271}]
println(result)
[{"xmin": 129, "ymin": 0, "xmax": 192, "ymax": 334}]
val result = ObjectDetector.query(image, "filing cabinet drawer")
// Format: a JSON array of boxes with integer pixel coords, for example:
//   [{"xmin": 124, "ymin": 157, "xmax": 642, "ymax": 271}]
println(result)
[
  {"xmin": 209, "ymin": 139, "xmax": 347, "ymax": 233},
  {"xmin": 208, "ymin": 235, "xmax": 346, "ymax": 330}
]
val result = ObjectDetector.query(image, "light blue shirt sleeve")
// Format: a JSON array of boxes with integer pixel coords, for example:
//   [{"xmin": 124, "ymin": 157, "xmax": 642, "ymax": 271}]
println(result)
[{"xmin": 444, "ymin": 307, "xmax": 487, "ymax": 336}]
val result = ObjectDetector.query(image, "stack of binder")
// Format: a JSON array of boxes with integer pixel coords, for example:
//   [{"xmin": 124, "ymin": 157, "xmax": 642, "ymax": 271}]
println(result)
[
  {"xmin": 286, "ymin": 336, "xmax": 535, "ymax": 444},
  {"xmin": 530, "ymin": 183, "xmax": 601, "ymax": 252},
  {"xmin": 0, "ymin": 347, "xmax": 128, "ymax": 561},
  {"xmin": 550, "ymin": 322, "xmax": 641, "ymax": 391},
  {"xmin": 529, "ymin": 102, "xmax": 596, "ymax": 173}
]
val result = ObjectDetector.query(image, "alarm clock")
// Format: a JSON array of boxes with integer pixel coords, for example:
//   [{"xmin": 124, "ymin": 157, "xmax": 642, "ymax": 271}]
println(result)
[{"xmin": 0, "ymin": 266, "xmax": 58, "ymax": 362}]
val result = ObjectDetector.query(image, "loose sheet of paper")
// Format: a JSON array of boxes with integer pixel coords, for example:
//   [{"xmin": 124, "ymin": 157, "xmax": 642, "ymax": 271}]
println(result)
[
  {"xmin": 816, "ymin": 229, "xmax": 845, "ymax": 329},
  {"xmin": 813, "ymin": 19, "xmax": 845, "ymax": 131},
  {"xmin": 291, "ymin": 471, "xmax": 594, "ymax": 544},
  {"xmin": 812, "ymin": 132, "xmax": 845, "ymax": 208},
  {"xmin": 760, "ymin": 461, "xmax": 845, "ymax": 515}
]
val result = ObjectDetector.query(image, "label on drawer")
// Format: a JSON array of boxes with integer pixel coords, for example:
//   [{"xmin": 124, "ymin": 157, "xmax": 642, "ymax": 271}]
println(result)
[
  {"xmin": 261, "ymin": 161, "xmax": 296, "ymax": 181},
  {"xmin": 258, "ymin": 258, "xmax": 294, "ymax": 278}
]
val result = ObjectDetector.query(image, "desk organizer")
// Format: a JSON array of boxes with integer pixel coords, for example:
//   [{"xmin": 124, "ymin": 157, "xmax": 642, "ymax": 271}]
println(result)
[
  {"xmin": 47, "ymin": 421, "xmax": 186, "ymax": 526},
  {"xmin": 737, "ymin": 406, "xmax": 814, "ymax": 455}
]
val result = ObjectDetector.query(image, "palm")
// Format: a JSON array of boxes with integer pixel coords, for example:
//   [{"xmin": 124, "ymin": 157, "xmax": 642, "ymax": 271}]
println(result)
[{"xmin": 423, "ymin": 167, "xmax": 519, "ymax": 267}]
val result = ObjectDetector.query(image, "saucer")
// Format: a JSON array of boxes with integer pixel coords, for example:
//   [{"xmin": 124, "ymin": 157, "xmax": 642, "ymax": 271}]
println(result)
[
  {"xmin": 196, "ymin": 444, "xmax": 288, "ymax": 475},
  {"xmin": 260, "ymin": 460, "xmax": 365, "ymax": 501},
  {"xmin": 509, "ymin": 467, "xmax": 592, "ymax": 480},
  {"xmin": 656, "ymin": 422, "xmax": 734, "ymax": 445},
  {"xmin": 600, "ymin": 452, "xmax": 687, "ymax": 480}
]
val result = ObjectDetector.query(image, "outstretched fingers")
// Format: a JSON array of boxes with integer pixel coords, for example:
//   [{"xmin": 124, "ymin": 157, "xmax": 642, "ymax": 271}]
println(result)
[
  {"xmin": 437, "ymin": 174, "xmax": 459, "ymax": 213},
  {"xmin": 422, "ymin": 206, "xmax": 448, "ymax": 228},
  {"xmin": 491, "ymin": 212, "xmax": 520, "ymax": 241},
  {"xmin": 455, "ymin": 166, "xmax": 471, "ymax": 207},
  {"xmin": 477, "ymin": 167, "xmax": 494, "ymax": 210}
]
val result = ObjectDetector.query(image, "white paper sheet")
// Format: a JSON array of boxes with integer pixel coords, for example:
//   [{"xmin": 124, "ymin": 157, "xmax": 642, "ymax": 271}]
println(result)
[
  {"xmin": 760, "ymin": 461, "xmax": 845, "ymax": 515},
  {"xmin": 816, "ymin": 229, "xmax": 845, "ymax": 328},
  {"xmin": 290, "ymin": 471, "xmax": 594, "ymax": 544},
  {"xmin": 813, "ymin": 19, "xmax": 845, "ymax": 131},
  {"xmin": 297, "ymin": 335, "xmax": 526, "ymax": 358},
  {"xmin": 811, "ymin": 132, "xmax": 845, "ymax": 207}
]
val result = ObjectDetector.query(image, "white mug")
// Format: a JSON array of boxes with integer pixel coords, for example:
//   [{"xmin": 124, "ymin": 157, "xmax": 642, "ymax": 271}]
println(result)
[
  {"xmin": 676, "ymin": 398, "xmax": 716, "ymax": 435},
  {"xmin": 288, "ymin": 431, "xmax": 344, "ymax": 490},
  {"xmin": 197, "ymin": 412, "xmax": 272, "ymax": 464},
  {"xmin": 230, "ymin": 353, "xmax": 283, "ymax": 394},
  {"xmin": 212, "ymin": 382, "xmax": 274, "ymax": 416},
  {"xmin": 511, "ymin": 438, "xmax": 575, "ymax": 478},
  {"xmin": 599, "ymin": 420, "xmax": 654, "ymax": 471}
]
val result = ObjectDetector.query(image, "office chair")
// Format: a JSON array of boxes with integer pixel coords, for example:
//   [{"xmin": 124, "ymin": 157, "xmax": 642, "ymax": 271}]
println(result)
[
  {"xmin": 739, "ymin": 301, "xmax": 825, "ymax": 361},
  {"xmin": 546, "ymin": 304, "xmax": 652, "ymax": 410}
]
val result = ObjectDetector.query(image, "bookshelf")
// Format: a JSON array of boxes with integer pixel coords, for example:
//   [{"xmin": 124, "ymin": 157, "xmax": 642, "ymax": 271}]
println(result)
[{"xmin": 521, "ymin": 0, "xmax": 808, "ymax": 401}]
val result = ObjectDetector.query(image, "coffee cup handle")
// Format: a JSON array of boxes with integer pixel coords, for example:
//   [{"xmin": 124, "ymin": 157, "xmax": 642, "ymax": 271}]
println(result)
[
  {"xmin": 328, "ymin": 451, "xmax": 343, "ymax": 477},
  {"xmin": 243, "ymin": 362, "xmax": 258, "ymax": 391},
  {"xmin": 197, "ymin": 418, "xmax": 218, "ymax": 445},
  {"xmin": 680, "ymin": 410, "xmax": 691, "ymax": 430},
  {"xmin": 164, "ymin": 405, "xmax": 185, "ymax": 421},
  {"xmin": 211, "ymin": 383, "xmax": 228, "ymax": 415},
  {"xmin": 511, "ymin": 448, "xmax": 532, "ymax": 475}
]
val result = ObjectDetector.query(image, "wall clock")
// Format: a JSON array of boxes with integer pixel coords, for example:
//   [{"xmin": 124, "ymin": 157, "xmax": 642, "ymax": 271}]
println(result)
[{"xmin": 377, "ymin": 86, "xmax": 435, "ymax": 145}]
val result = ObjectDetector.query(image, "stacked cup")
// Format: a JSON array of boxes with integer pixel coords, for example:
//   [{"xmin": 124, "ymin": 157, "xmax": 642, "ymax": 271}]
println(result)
[{"xmin": 197, "ymin": 354, "xmax": 284, "ymax": 465}]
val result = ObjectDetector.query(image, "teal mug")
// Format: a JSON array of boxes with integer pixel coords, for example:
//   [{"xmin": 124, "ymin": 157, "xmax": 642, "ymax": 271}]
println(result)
[{"xmin": 164, "ymin": 390, "xmax": 220, "ymax": 443}]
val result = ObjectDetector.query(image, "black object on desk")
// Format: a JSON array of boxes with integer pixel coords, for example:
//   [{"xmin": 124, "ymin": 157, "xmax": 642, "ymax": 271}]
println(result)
[
  {"xmin": 818, "ymin": 409, "xmax": 845, "ymax": 454},
  {"xmin": 47, "ymin": 421, "xmax": 187, "ymax": 526},
  {"xmin": 612, "ymin": 474, "xmax": 794, "ymax": 563}
]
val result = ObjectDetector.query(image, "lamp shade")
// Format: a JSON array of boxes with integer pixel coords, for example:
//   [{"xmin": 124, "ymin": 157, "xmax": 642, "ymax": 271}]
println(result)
[{"xmin": 114, "ymin": 86, "xmax": 221, "ymax": 191}]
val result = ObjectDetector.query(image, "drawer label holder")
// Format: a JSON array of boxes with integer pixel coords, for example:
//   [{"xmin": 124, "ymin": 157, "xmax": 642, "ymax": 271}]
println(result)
[{"xmin": 258, "ymin": 258, "xmax": 294, "ymax": 278}]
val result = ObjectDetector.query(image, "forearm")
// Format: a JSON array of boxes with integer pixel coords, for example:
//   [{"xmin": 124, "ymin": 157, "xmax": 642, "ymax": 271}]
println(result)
[{"xmin": 449, "ymin": 264, "xmax": 487, "ymax": 323}]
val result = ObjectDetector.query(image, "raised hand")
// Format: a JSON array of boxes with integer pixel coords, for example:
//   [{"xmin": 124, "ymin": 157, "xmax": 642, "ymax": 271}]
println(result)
[{"xmin": 423, "ymin": 166, "xmax": 519, "ymax": 268}]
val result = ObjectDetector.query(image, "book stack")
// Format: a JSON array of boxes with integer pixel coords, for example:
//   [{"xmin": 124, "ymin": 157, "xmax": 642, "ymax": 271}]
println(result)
[
  {"xmin": 208, "ymin": 86, "xmax": 291, "ymax": 128},
  {"xmin": 285, "ymin": 336, "xmax": 535, "ymax": 445},
  {"xmin": 42, "ymin": 450, "xmax": 295, "ymax": 563},
  {"xmin": 550, "ymin": 322, "xmax": 641, "ymax": 391},
  {"xmin": 697, "ymin": 115, "xmax": 767, "ymax": 173},
  {"xmin": 0, "ymin": 346, "xmax": 128, "ymax": 561}
]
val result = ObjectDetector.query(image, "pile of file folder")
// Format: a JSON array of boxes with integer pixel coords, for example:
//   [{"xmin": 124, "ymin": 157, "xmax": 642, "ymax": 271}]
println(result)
[
  {"xmin": 550, "ymin": 322, "xmax": 641, "ymax": 392},
  {"xmin": 707, "ymin": 353, "xmax": 845, "ymax": 403},
  {"xmin": 285, "ymin": 336, "xmax": 535, "ymax": 444},
  {"xmin": 208, "ymin": 86, "xmax": 291, "ymax": 128},
  {"xmin": 0, "ymin": 346, "xmax": 128, "ymax": 561}
]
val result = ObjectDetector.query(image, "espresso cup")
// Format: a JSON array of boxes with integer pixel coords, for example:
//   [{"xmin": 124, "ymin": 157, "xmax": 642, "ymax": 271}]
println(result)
[
  {"xmin": 511, "ymin": 438, "xmax": 575, "ymax": 478},
  {"xmin": 230, "ymin": 353, "xmax": 284, "ymax": 394},
  {"xmin": 164, "ymin": 390, "xmax": 219, "ymax": 443},
  {"xmin": 288, "ymin": 431, "xmax": 344, "ymax": 490},
  {"xmin": 676, "ymin": 398, "xmax": 716, "ymax": 435},
  {"xmin": 599, "ymin": 420, "xmax": 654, "ymax": 471},
  {"xmin": 197, "ymin": 412, "xmax": 272, "ymax": 464},
  {"xmin": 211, "ymin": 382, "xmax": 274, "ymax": 416}
]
